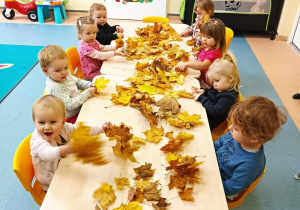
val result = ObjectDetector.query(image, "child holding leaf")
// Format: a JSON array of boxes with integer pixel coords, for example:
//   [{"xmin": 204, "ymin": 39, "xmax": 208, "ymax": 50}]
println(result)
[
  {"xmin": 38, "ymin": 45, "xmax": 97, "ymax": 123},
  {"xmin": 30, "ymin": 95, "xmax": 111, "ymax": 191}
]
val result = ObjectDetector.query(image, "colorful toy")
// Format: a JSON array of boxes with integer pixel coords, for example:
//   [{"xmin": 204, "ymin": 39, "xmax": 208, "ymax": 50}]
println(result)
[{"xmin": 2, "ymin": 0, "xmax": 38, "ymax": 22}]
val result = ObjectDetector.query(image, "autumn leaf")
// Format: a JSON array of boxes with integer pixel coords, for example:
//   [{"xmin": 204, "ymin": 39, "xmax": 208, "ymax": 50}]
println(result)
[
  {"xmin": 131, "ymin": 136, "xmax": 146, "ymax": 144},
  {"xmin": 178, "ymin": 187, "xmax": 194, "ymax": 201},
  {"xmin": 155, "ymin": 95, "xmax": 181, "ymax": 115},
  {"xmin": 93, "ymin": 183, "xmax": 116, "ymax": 208},
  {"xmin": 136, "ymin": 60, "xmax": 149, "ymax": 70},
  {"xmin": 70, "ymin": 122, "xmax": 109, "ymax": 165},
  {"xmin": 135, "ymin": 180, "xmax": 152, "ymax": 191},
  {"xmin": 137, "ymin": 84, "xmax": 156, "ymax": 95},
  {"xmin": 95, "ymin": 77, "xmax": 110, "ymax": 92},
  {"xmin": 152, "ymin": 198, "xmax": 171, "ymax": 210},
  {"xmin": 168, "ymin": 111, "xmax": 203, "ymax": 128},
  {"xmin": 112, "ymin": 201, "xmax": 142, "ymax": 210},
  {"xmin": 165, "ymin": 152, "xmax": 184, "ymax": 163},
  {"xmin": 114, "ymin": 177, "xmax": 130, "ymax": 190},
  {"xmin": 133, "ymin": 162, "xmax": 155, "ymax": 181},
  {"xmin": 140, "ymin": 101, "xmax": 158, "ymax": 127},
  {"xmin": 143, "ymin": 126, "xmax": 164, "ymax": 143},
  {"xmin": 143, "ymin": 181, "xmax": 162, "ymax": 201},
  {"xmin": 115, "ymin": 35, "xmax": 124, "ymax": 48},
  {"xmin": 111, "ymin": 92, "xmax": 132, "ymax": 105},
  {"xmin": 187, "ymin": 39, "xmax": 196, "ymax": 46}
]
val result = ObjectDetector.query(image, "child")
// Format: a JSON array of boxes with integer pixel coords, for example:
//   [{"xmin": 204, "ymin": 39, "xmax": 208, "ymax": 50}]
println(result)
[
  {"xmin": 38, "ymin": 45, "xmax": 97, "ymax": 124},
  {"xmin": 192, "ymin": 53, "xmax": 240, "ymax": 130},
  {"xmin": 77, "ymin": 16, "xmax": 124, "ymax": 80},
  {"xmin": 180, "ymin": 0, "xmax": 214, "ymax": 40},
  {"xmin": 214, "ymin": 96, "xmax": 287, "ymax": 199},
  {"xmin": 30, "ymin": 95, "xmax": 112, "ymax": 191},
  {"xmin": 179, "ymin": 18, "xmax": 226, "ymax": 85},
  {"xmin": 89, "ymin": 3, "xmax": 124, "ymax": 45}
]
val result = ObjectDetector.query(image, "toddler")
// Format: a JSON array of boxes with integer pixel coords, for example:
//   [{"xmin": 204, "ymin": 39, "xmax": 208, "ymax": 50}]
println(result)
[
  {"xmin": 179, "ymin": 18, "xmax": 226, "ymax": 85},
  {"xmin": 38, "ymin": 45, "xmax": 97, "ymax": 124},
  {"xmin": 77, "ymin": 16, "xmax": 124, "ymax": 80},
  {"xmin": 192, "ymin": 53, "xmax": 240, "ymax": 130},
  {"xmin": 214, "ymin": 96, "xmax": 287, "ymax": 199},
  {"xmin": 30, "ymin": 95, "xmax": 112, "ymax": 191},
  {"xmin": 180, "ymin": 0, "xmax": 214, "ymax": 42},
  {"xmin": 89, "ymin": 3, "xmax": 124, "ymax": 45}
]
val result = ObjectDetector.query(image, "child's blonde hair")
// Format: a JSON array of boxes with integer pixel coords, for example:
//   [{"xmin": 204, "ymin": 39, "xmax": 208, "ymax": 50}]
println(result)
[
  {"xmin": 89, "ymin": 3, "xmax": 106, "ymax": 17},
  {"xmin": 38, "ymin": 45, "xmax": 67, "ymax": 68},
  {"xmin": 229, "ymin": 96, "xmax": 287, "ymax": 143},
  {"xmin": 201, "ymin": 18, "xmax": 226, "ymax": 55},
  {"xmin": 32, "ymin": 95, "xmax": 66, "ymax": 121},
  {"xmin": 194, "ymin": 0, "xmax": 215, "ymax": 16},
  {"xmin": 77, "ymin": 16, "xmax": 96, "ymax": 40},
  {"xmin": 207, "ymin": 52, "xmax": 240, "ymax": 92}
]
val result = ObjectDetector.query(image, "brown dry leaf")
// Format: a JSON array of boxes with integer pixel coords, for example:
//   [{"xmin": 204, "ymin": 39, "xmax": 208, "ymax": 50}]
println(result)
[
  {"xmin": 133, "ymin": 162, "xmax": 155, "ymax": 181},
  {"xmin": 112, "ymin": 201, "xmax": 142, "ymax": 210},
  {"xmin": 114, "ymin": 177, "xmax": 130, "ymax": 190},
  {"xmin": 93, "ymin": 183, "xmax": 116, "ymax": 208},
  {"xmin": 135, "ymin": 180, "xmax": 152, "ymax": 192},
  {"xmin": 143, "ymin": 181, "xmax": 161, "ymax": 201},
  {"xmin": 178, "ymin": 187, "xmax": 194, "ymax": 201},
  {"xmin": 95, "ymin": 77, "xmax": 110, "ymax": 92},
  {"xmin": 140, "ymin": 101, "xmax": 158, "ymax": 127},
  {"xmin": 143, "ymin": 126, "xmax": 164, "ymax": 143},
  {"xmin": 130, "ymin": 94, "xmax": 156, "ymax": 109},
  {"xmin": 155, "ymin": 95, "xmax": 181, "ymax": 115},
  {"xmin": 152, "ymin": 198, "xmax": 171, "ymax": 210},
  {"xmin": 187, "ymin": 39, "xmax": 196, "ymax": 46},
  {"xmin": 160, "ymin": 139, "xmax": 185, "ymax": 153},
  {"xmin": 70, "ymin": 122, "xmax": 109, "ymax": 165}
]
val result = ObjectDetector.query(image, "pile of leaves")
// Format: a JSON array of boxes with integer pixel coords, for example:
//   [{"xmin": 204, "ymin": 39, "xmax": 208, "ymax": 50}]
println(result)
[
  {"xmin": 105, "ymin": 123, "xmax": 140, "ymax": 162},
  {"xmin": 165, "ymin": 153, "xmax": 204, "ymax": 201},
  {"xmin": 70, "ymin": 122, "xmax": 109, "ymax": 165},
  {"xmin": 167, "ymin": 111, "xmax": 203, "ymax": 129}
]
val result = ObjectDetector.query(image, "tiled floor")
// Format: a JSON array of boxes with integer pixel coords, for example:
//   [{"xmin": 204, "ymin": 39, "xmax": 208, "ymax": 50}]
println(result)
[{"xmin": 1, "ymin": 10, "xmax": 299, "ymax": 131}]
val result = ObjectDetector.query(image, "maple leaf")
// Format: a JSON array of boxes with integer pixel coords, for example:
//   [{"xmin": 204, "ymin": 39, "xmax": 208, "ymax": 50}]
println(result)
[
  {"xmin": 143, "ymin": 181, "xmax": 162, "ymax": 201},
  {"xmin": 131, "ymin": 136, "xmax": 146, "ymax": 144},
  {"xmin": 111, "ymin": 92, "xmax": 132, "ymax": 106},
  {"xmin": 152, "ymin": 198, "xmax": 171, "ymax": 210},
  {"xmin": 160, "ymin": 132, "xmax": 194, "ymax": 153},
  {"xmin": 116, "ymin": 85, "xmax": 137, "ymax": 95},
  {"xmin": 129, "ymin": 94, "xmax": 156, "ymax": 109},
  {"xmin": 114, "ymin": 177, "xmax": 130, "ymax": 190},
  {"xmin": 165, "ymin": 152, "xmax": 184, "ymax": 163},
  {"xmin": 168, "ymin": 111, "xmax": 203, "ymax": 128},
  {"xmin": 70, "ymin": 122, "xmax": 109, "ymax": 165},
  {"xmin": 144, "ymin": 126, "xmax": 164, "ymax": 143},
  {"xmin": 137, "ymin": 84, "xmax": 156, "ymax": 95},
  {"xmin": 140, "ymin": 101, "xmax": 158, "ymax": 127},
  {"xmin": 135, "ymin": 180, "xmax": 152, "ymax": 191},
  {"xmin": 133, "ymin": 162, "xmax": 156, "ymax": 181},
  {"xmin": 178, "ymin": 187, "xmax": 194, "ymax": 201},
  {"xmin": 93, "ymin": 183, "xmax": 116, "ymax": 208},
  {"xmin": 115, "ymin": 36, "xmax": 124, "ymax": 49},
  {"xmin": 187, "ymin": 39, "xmax": 196, "ymax": 46},
  {"xmin": 95, "ymin": 77, "xmax": 110, "ymax": 92},
  {"xmin": 136, "ymin": 60, "xmax": 149, "ymax": 70},
  {"xmin": 112, "ymin": 201, "xmax": 142, "ymax": 210},
  {"xmin": 155, "ymin": 95, "xmax": 181, "ymax": 115}
]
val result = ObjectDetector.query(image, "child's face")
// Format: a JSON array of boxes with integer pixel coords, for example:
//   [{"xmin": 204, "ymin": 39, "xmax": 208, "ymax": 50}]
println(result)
[
  {"xmin": 195, "ymin": 7, "xmax": 210, "ymax": 22},
  {"xmin": 210, "ymin": 73, "xmax": 233, "ymax": 92},
  {"xmin": 42, "ymin": 58, "xmax": 69, "ymax": 82},
  {"xmin": 78, "ymin": 24, "xmax": 98, "ymax": 44},
  {"xmin": 229, "ymin": 123, "xmax": 253, "ymax": 145},
  {"xmin": 91, "ymin": 9, "xmax": 107, "ymax": 26},
  {"xmin": 33, "ymin": 106, "xmax": 65, "ymax": 142},
  {"xmin": 201, "ymin": 33, "xmax": 216, "ymax": 49}
]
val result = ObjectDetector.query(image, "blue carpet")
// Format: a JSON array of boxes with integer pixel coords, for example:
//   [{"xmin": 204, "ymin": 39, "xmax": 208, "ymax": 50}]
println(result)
[
  {"xmin": 0, "ymin": 44, "xmax": 43, "ymax": 102},
  {"xmin": 0, "ymin": 23, "xmax": 299, "ymax": 210}
]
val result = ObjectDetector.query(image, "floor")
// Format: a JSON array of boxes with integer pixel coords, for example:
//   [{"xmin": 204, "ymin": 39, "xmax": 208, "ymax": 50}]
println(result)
[{"xmin": 1, "ymin": 10, "xmax": 299, "ymax": 131}]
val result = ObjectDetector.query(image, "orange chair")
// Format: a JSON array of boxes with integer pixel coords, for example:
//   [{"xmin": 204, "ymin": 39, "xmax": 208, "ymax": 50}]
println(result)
[
  {"xmin": 224, "ymin": 27, "xmax": 234, "ymax": 54},
  {"xmin": 13, "ymin": 134, "xmax": 46, "ymax": 206},
  {"xmin": 211, "ymin": 92, "xmax": 243, "ymax": 142},
  {"xmin": 65, "ymin": 46, "xmax": 84, "ymax": 79},
  {"xmin": 227, "ymin": 167, "xmax": 266, "ymax": 209},
  {"xmin": 142, "ymin": 16, "xmax": 169, "ymax": 23}
]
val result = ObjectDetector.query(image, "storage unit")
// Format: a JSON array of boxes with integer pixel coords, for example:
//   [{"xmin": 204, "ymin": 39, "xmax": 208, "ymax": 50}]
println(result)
[{"xmin": 180, "ymin": 0, "xmax": 285, "ymax": 40}]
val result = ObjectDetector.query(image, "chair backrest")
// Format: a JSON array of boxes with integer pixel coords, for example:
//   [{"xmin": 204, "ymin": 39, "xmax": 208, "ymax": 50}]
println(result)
[
  {"xmin": 227, "ymin": 167, "xmax": 266, "ymax": 209},
  {"xmin": 143, "ymin": 16, "xmax": 169, "ymax": 23},
  {"xmin": 13, "ymin": 133, "xmax": 46, "ymax": 206},
  {"xmin": 224, "ymin": 27, "xmax": 234, "ymax": 54},
  {"xmin": 65, "ymin": 46, "xmax": 84, "ymax": 79}
]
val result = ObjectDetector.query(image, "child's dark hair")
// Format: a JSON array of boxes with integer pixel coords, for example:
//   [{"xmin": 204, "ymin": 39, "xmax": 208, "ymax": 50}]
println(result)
[
  {"xmin": 229, "ymin": 96, "xmax": 287, "ymax": 143},
  {"xmin": 201, "ymin": 18, "xmax": 226, "ymax": 55},
  {"xmin": 194, "ymin": 0, "xmax": 215, "ymax": 16},
  {"xmin": 76, "ymin": 16, "xmax": 96, "ymax": 40}
]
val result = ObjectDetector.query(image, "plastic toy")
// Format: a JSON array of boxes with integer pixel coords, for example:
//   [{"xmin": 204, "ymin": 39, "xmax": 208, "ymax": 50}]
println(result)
[{"xmin": 2, "ymin": 0, "xmax": 38, "ymax": 22}]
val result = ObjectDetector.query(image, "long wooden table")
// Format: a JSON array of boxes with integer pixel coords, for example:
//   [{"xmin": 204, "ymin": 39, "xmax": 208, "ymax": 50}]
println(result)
[{"xmin": 41, "ymin": 22, "xmax": 228, "ymax": 210}]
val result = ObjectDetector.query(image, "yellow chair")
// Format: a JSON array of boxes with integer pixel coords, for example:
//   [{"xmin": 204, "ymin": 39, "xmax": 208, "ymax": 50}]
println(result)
[
  {"xmin": 142, "ymin": 16, "xmax": 169, "ymax": 23},
  {"xmin": 224, "ymin": 27, "xmax": 234, "ymax": 54},
  {"xmin": 227, "ymin": 167, "xmax": 266, "ymax": 209},
  {"xmin": 211, "ymin": 92, "xmax": 242, "ymax": 142},
  {"xmin": 13, "ymin": 134, "xmax": 46, "ymax": 206},
  {"xmin": 65, "ymin": 46, "xmax": 84, "ymax": 79}
]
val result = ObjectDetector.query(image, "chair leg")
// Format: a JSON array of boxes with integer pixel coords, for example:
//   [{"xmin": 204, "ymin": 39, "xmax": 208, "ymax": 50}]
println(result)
[
  {"xmin": 37, "ymin": 6, "xmax": 44, "ymax": 23},
  {"xmin": 53, "ymin": 7, "xmax": 63, "ymax": 24},
  {"xmin": 59, "ymin": 4, "xmax": 67, "ymax": 19}
]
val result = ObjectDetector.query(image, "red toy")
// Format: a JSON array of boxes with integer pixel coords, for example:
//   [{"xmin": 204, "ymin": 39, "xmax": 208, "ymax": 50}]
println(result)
[{"xmin": 2, "ymin": 0, "xmax": 38, "ymax": 22}]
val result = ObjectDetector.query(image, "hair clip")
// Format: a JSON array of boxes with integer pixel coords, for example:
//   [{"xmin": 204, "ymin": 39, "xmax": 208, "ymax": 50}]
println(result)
[
  {"xmin": 223, "ymin": 55, "xmax": 232, "ymax": 62},
  {"xmin": 78, "ymin": 19, "xmax": 82, "ymax": 26}
]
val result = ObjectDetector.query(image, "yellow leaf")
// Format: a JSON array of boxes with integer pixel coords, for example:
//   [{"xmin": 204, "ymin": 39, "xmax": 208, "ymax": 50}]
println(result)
[
  {"xmin": 111, "ymin": 93, "xmax": 132, "ymax": 105},
  {"xmin": 93, "ymin": 183, "xmax": 116, "ymax": 208},
  {"xmin": 166, "ymin": 152, "xmax": 183, "ymax": 163},
  {"xmin": 135, "ymin": 180, "xmax": 152, "ymax": 192},
  {"xmin": 114, "ymin": 177, "xmax": 130, "ymax": 190},
  {"xmin": 137, "ymin": 84, "xmax": 156, "ymax": 95},
  {"xmin": 131, "ymin": 136, "xmax": 146, "ymax": 144},
  {"xmin": 113, "ymin": 201, "xmax": 142, "ymax": 210},
  {"xmin": 95, "ymin": 77, "xmax": 110, "ymax": 92},
  {"xmin": 144, "ymin": 126, "xmax": 164, "ymax": 143}
]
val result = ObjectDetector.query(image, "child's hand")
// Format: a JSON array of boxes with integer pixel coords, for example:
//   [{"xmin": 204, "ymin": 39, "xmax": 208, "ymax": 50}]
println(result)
[
  {"xmin": 116, "ymin": 26, "xmax": 124, "ymax": 33},
  {"xmin": 88, "ymin": 86, "xmax": 97, "ymax": 97},
  {"xmin": 102, "ymin": 121, "xmax": 112, "ymax": 132},
  {"xmin": 90, "ymin": 83, "xmax": 96, "ymax": 88},
  {"xmin": 191, "ymin": 86, "xmax": 204, "ymax": 94},
  {"xmin": 193, "ymin": 93, "xmax": 201, "ymax": 101},
  {"xmin": 117, "ymin": 33, "xmax": 124, "ymax": 38},
  {"xmin": 180, "ymin": 29, "xmax": 190, "ymax": 37},
  {"xmin": 114, "ymin": 48, "xmax": 125, "ymax": 56},
  {"xmin": 178, "ymin": 63, "xmax": 187, "ymax": 72},
  {"xmin": 192, "ymin": 51, "xmax": 200, "ymax": 57}
]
